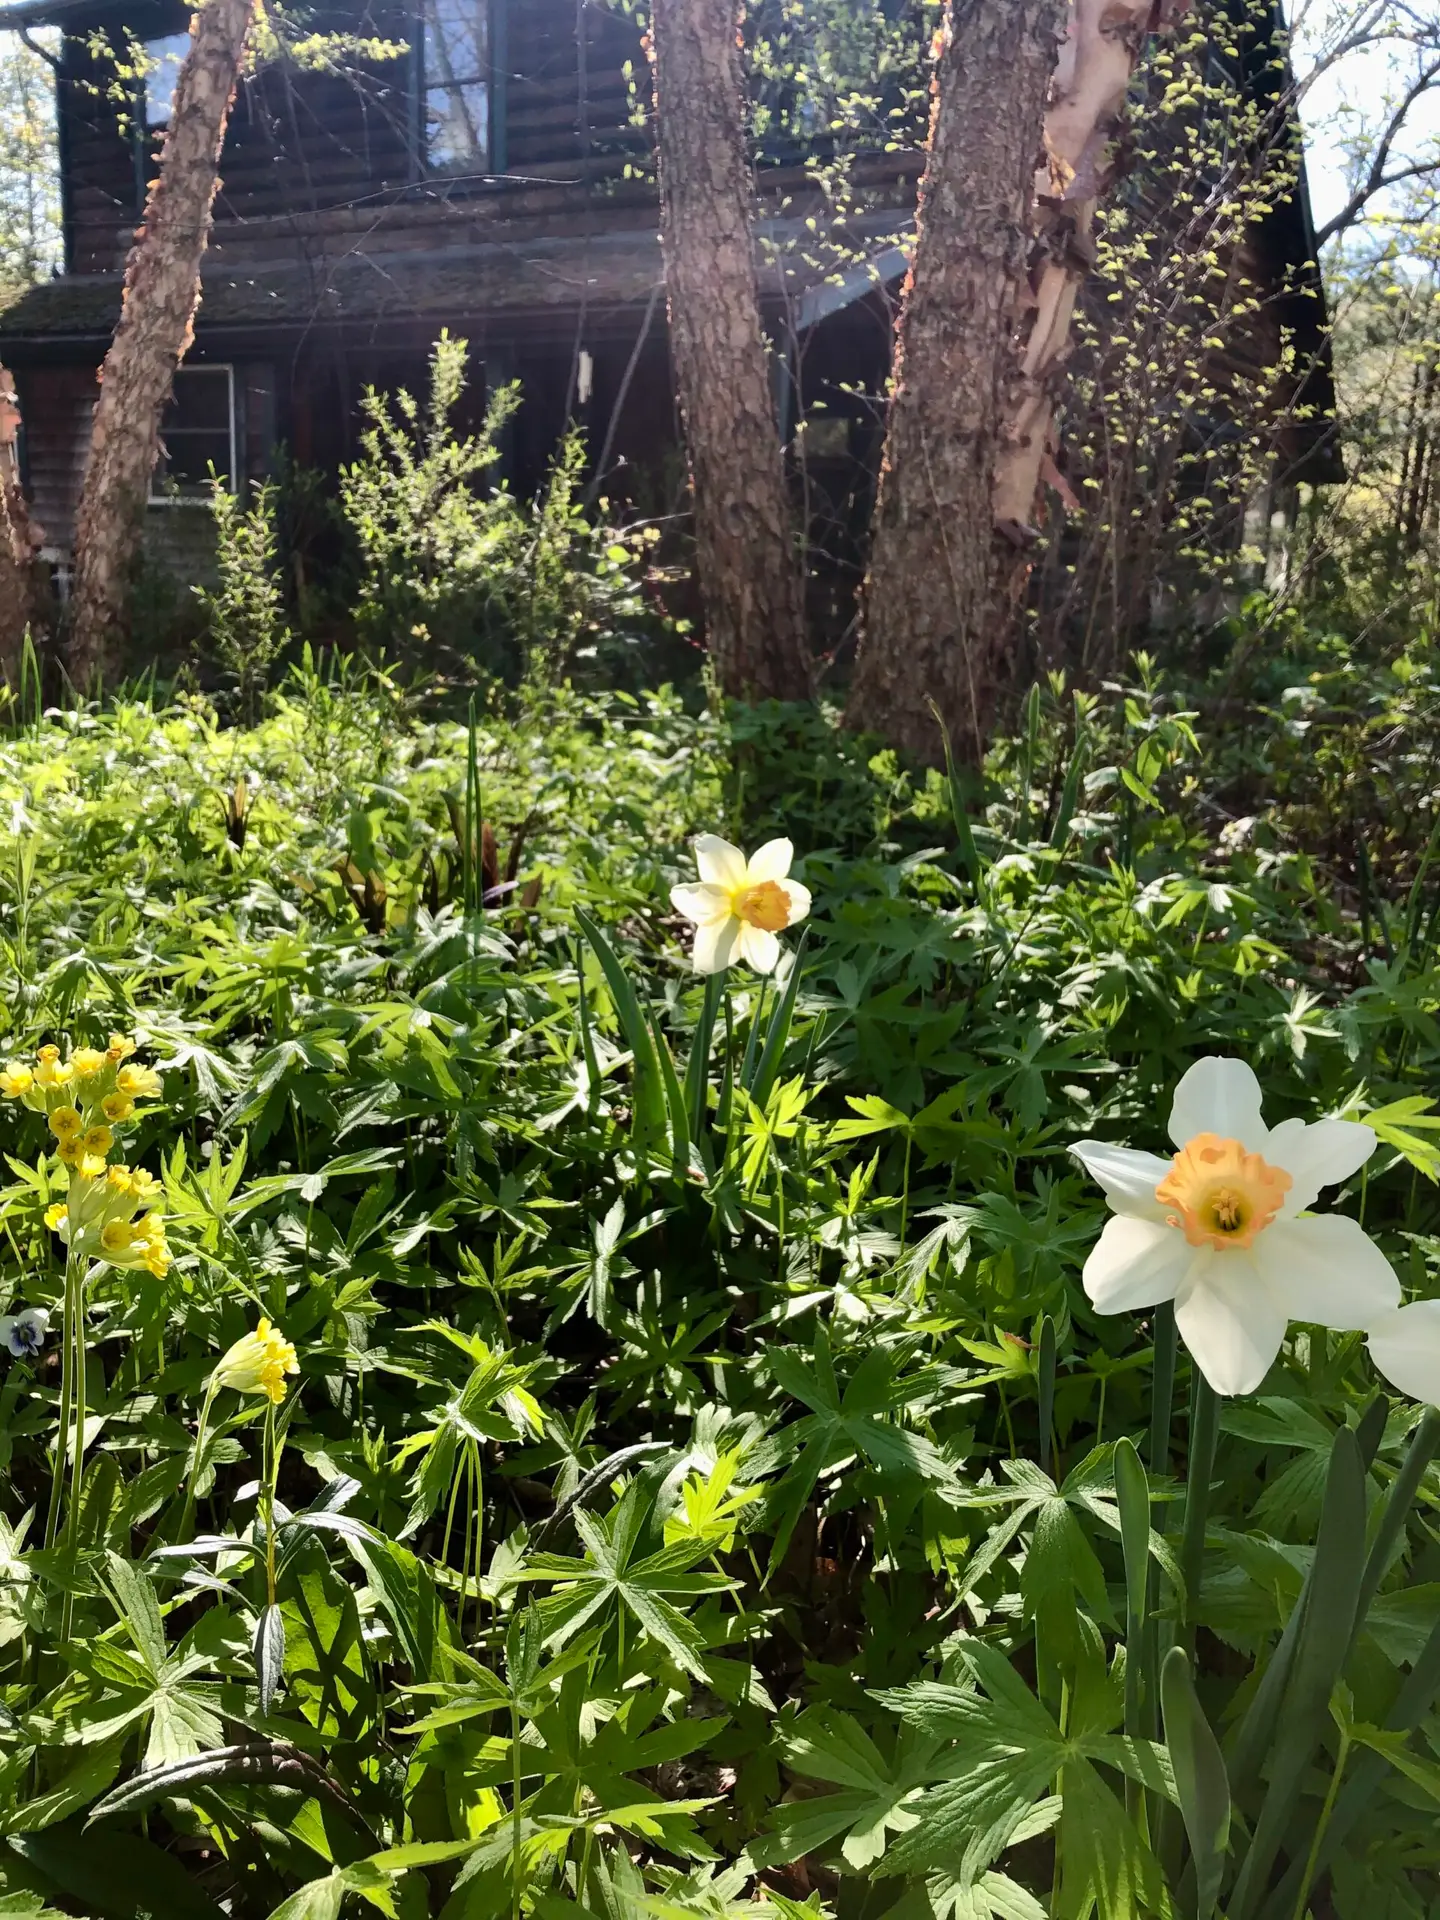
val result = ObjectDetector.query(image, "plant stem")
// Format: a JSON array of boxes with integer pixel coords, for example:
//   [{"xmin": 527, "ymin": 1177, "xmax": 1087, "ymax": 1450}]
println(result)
[
  {"xmin": 1290, "ymin": 1728, "xmax": 1349, "ymax": 1920},
  {"xmin": 176, "ymin": 1376, "xmax": 220, "ymax": 1545},
  {"xmin": 262, "ymin": 1400, "xmax": 278, "ymax": 1609},
  {"xmin": 59, "ymin": 1258, "xmax": 91, "ymax": 1640},
  {"xmin": 1179, "ymin": 1370, "xmax": 1220, "ymax": 1648},
  {"xmin": 43, "ymin": 1252, "xmax": 81, "ymax": 1552},
  {"xmin": 1148, "ymin": 1303, "xmax": 1177, "ymax": 1475}
]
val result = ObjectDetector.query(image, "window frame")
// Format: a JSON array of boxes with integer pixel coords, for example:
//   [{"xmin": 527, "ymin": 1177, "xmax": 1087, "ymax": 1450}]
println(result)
[
  {"xmin": 419, "ymin": 0, "xmax": 497, "ymax": 177},
  {"xmin": 140, "ymin": 30, "xmax": 192, "ymax": 130},
  {"xmin": 149, "ymin": 363, "xmax": 239, "ymax": 508}
]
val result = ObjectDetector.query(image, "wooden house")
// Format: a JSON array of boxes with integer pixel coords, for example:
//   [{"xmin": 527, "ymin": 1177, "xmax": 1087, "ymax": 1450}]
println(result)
[{"xmin": 0, "ymin": 0, "xmax": 1339, "ymax": 610}]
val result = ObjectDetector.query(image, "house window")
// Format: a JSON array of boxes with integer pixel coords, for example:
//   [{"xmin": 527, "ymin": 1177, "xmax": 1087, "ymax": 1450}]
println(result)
[
  {"xmin": 424, "ymin": 0, "xmax": 490, "ymax": 171},
  {"xmin": 151, "ymin": 365, "xmax": 236, "ymax": 503},
  {"xmin": 143, "ymin": 32, "xmax": 191, "ymax": 127}
]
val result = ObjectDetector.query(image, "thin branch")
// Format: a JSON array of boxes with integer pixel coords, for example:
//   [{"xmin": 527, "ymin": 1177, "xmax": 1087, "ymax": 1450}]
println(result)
[{"xmin": 1313, "ymin": 53, "xmax": 1440, "ymax": 244}]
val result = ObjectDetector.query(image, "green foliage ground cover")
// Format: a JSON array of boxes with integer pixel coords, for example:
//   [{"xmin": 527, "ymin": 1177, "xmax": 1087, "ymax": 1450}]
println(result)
[{"xmin": 1, "ymin": 658, "xmax": 1440, "ymax": 1918}]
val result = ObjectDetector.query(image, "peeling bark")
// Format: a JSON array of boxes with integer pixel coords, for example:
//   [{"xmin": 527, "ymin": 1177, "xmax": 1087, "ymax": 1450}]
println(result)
[
  {"xmin": 66, "ymin": 0, "xmax": 256, "ymax": 688},
  {"xmin": 0, "ymin": 365, "xmax": 40, "ymax": 683},
  {"xmin": 649, "ymin": 0, "xmax": 811, "ymax": 703},
  {"xmin": 994, "ymin": 0, "xmax": 1181, "ymax": 536},
  {"xmin": 850, "ymin": 0, "xmax": 1181, "ymax": 765},
  {"xmin": 846, "ymin": 0, "xmax": 1063, "ymax": 765}
]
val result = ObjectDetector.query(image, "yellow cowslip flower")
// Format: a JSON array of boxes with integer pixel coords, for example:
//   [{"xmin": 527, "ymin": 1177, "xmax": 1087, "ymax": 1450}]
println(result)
[
  {"xmin": 100, "ymin": 1220, "xmax": 133, "ymax": 1256},
  {"xmin": 134, "ymin": 1218, "xmax": 171, "ymax": 1278},
  {"xmin": 48, "ymin": 1106, "xmax": 83, "ymax": 1141},
  {"xmin": 35, "ymin": 1058, "xmax": 74, "ymax": 1090},
  {"xmin": 212, "ymin": 1317, "xmax": 298, "ymax": 1404},
  {"xmin": 36, "ymin": 1046, "xmax": 59, "ymax": 1066},
  {"xmin": 70, "ymin": 1047, "xmax": 107, "ymax": 1080},
  {"xmin": 76, "ymin": 1152, "xmax": 106, "ymax": 1181},
  {"xmin": 0, "ymin": 1064, "xmax": 33, "ymax": 1098},
  {"xmin": 116, "ymin": 1064, "xmax": 162, "ymax": 1100},
  {"xmin": 82, "ymin": 1126, "xmax": 112, "ymax": 1157},
  {"xmin": 57, "ymin": 1138, "xmax": 80, "ymax": 1167},
  {"xmin": 101, "ymin": 1094, "xmax": 135, "ymax": 1123},
  {"xmin": 107, "ymin": 1034, "xmax": 136, "ymax": 1063},
  {"xmin": 44, "ymin": 1202, "xmax": 67, "ymax": 1232}
]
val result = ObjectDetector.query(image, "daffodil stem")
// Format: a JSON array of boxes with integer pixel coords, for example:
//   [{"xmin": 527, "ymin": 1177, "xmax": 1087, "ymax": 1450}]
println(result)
[
  {"xmin": 1148, "ymin": 1303, "xmax": 1177, "ymax": 1476},
  {"xmin": 177, "ymin": 1377, "xmax": 220, "ymax": 1546},
  {"xmin": 1179, "ymin": 1370, "xmax": 1220, "ymax": 1645}
]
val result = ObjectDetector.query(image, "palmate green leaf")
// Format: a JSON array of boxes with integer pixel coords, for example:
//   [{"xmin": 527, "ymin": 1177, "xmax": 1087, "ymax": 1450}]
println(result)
[
  {"xmin": 878, "ymin": 1643, "xmax": 1168, "ymax": 1908},
  {"xmin": 516, "ymin": 1480, "xmax": 731, "ymax": 1676},
  {"xmin": 4, "ymin": 1741, "xmax": 126, "ymax": 1835},
  {"xmin": 923, "ymin": 1868, "xmax": 1049, "ymax": 1920},
  {"xmin": 753, "ymin": 1710, "xmax": 941, "ymax": 1870}
]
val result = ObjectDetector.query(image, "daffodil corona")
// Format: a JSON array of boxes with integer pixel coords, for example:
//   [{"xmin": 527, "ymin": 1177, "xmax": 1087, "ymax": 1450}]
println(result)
[
  {"xmin": 670, "ymin": 836, "xmax": 811, "ymax": 975},
  {"xmin": 1073, "ymin": 1056, "xmax": 1400, "ymax": 1396}
]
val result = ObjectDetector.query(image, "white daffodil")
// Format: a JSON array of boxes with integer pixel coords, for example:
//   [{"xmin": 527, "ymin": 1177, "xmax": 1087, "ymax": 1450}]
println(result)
[
  {"xmin": 1072, "ymin": 1056, "xmax": 1399, "ymax": 1397},
  {"xmin": 670, "ymin": 836, "xmax": 811, "ymax": 975},
  {"xmin": 1367, "ymin": 1302, "xmax": 1440, "ymax": 1405}
]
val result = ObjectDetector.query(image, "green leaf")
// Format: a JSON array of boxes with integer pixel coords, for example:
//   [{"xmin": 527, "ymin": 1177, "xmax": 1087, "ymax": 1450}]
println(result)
[
  {"xmin": 1160, "ymin": 1648, "xmax": 1230, "ymax": 1920},
  {"xmin": 255, "ymin": 1602, "xmax": 286, "ymax": 1716}
]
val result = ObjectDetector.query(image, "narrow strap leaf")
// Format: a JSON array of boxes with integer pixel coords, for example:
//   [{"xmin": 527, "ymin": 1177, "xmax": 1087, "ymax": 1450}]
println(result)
[{"xmin": 1161, "ymin": 1646, "xmax": 1231, "ymax": 1920}]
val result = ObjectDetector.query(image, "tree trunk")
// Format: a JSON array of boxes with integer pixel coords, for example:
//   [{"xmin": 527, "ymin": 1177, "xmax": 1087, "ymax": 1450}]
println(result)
[
  {"xmin": 849, "ymin": 0, "xmax": 1176, "ymax": 765},
  {"xmin": 0, "ymin": 363, "xmax": 39, "ymax": 683},
  {"xmin": 65, "ymin": 0, "xmax": 255, "ymax": 688},
  {"xmin": 649, "ymin": 0, "xmax": 811, "ymax": 703}
]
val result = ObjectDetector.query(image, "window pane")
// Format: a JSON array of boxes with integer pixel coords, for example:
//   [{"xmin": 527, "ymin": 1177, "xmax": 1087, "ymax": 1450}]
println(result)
[
  {"xmin": 165, "ymin": 367, "xmax": 232, "ymax": 432},
  {"xmin": 427, "ymin": 81, "xmax": 489, "ymax": 169},
  {"xmin": 144, "ymin": 33, "xmax": 191, "ymax": 128},
  {"xmin": 155, "ymin": 432, "xmax": 232, "ymax": 491},
  {"xmin": 152, "ymin": 368, "xmax": 233, "ymax": 498},
  {"xmin": 425, "ymin": 0, "xmax": 487, "ymax": 85}
]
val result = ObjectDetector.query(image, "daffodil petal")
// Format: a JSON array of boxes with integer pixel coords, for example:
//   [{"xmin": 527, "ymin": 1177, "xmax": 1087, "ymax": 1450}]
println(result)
[
  {"xmin": 746, "ymin": 838, "xmax": 794, "ymax": 885},
  {"xmin": 671, "ymin": 883, "xmax": 731, "ymax": 926},
  {"xmin": 695, "ymin": 835, "xmax": 748, "ymax": 889},
  {"xmin": 1265, "ymin": 1117, "xmax": 1378, "ymax": 1215},
  {"xmin": 1368, "ymin": 1302, "xmax": 1440, "ymax": 1405},
  {"xmin": 1175, "ymin": 1251, "xmax": 1287, "ymax": 1396},
  {"xmin": 736, "ymin": 923, "xmax": 781, "ymax": 974},
  {"xmin": 1168, "ymin": 1056, "xmax": 1269, "ymax": 1152},
  {"xmin": 1072, "ymin": 1140, "xmax": 1174, "ymax": 1222},
  {"xmin": 692, "ymin": 917, "xmax": 740, "ymax": 975},
  {"xmin": 1083, "ymin": 1215, "xmax": 1191, "ymax": 1313},
  {"xmin": 779, "ymin": 879, "xmax": 811, "ymax": 926},
  {"xmin": 1250, "ymin": 1213, "xmax": 1400, "ymax": 1328}
]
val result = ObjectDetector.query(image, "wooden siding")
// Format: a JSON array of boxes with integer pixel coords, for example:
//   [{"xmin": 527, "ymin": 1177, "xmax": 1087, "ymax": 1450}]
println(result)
[{"xmin": 58, "ymin": 0, "xmax": 654, "ymax": 272}]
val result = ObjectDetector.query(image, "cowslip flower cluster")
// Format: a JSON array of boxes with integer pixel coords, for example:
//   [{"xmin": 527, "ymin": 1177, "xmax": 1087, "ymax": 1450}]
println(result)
[
  {"xmin": 212, "ymin": 1318, "xmax": 299, "ymax": 1404},
  {"xmin": 671, "ymin": 836, "xmax": 811, "ymax": 975},
  {"xmin": 2, "ymin": 1035, "xmax": 171, "ymax": 1279},
  {"xmin": 1073, "ymin": 1056, "xmax": 1409, "ymax": 1398},
  {"xmin": 46, "ymin": 1166, "xmax": 171, "ymax": 1279}
]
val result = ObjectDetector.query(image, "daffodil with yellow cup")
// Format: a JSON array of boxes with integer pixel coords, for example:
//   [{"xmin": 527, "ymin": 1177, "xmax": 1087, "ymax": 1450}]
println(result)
[
  {"xmin": 1072, "ymin": 1055, "xmax": 1399, "ymax": 1397},
  {"xmin": 670, "ymin": 836, "xmax": 811, "ymax": 975}
]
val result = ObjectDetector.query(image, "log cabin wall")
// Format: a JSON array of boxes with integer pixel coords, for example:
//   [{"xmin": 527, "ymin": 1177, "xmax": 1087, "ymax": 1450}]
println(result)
[{"xmin": 55, "ymin": 0, "xmax": 655, "ymax": 276}]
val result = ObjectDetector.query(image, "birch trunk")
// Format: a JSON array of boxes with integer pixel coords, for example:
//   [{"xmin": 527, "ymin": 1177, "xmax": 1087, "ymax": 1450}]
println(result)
[
  {"xmin": 65, "ymin": 0, "xmax": 255, "ymax": 687},
  {"xmin": 849, "ymin": 0, "xmax": 1178, "ymax": 765},
  {"xmin": 649, "ymin": 0, "xmax": 811, "ymax": 703}
]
